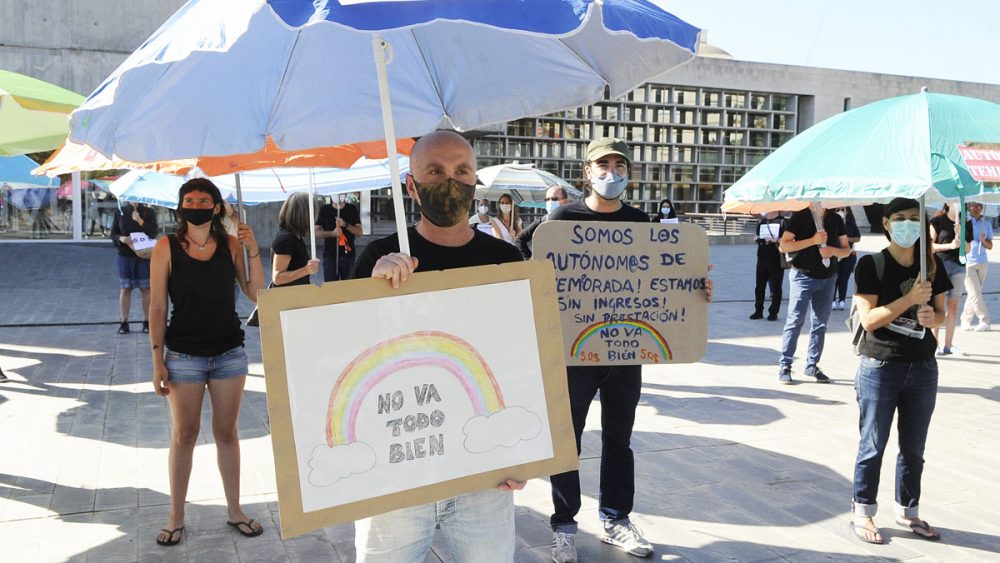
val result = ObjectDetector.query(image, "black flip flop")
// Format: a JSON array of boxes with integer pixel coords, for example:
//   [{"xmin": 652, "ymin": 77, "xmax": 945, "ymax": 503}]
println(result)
[
  {"xmin": 897, "ymin": 518, "xmax": 941, "ymax": 541},
  {"xmin": 156, "ymin": 526, "xmax": 184, "ymax": 546},
  {"xmin": 227, "ymin": 518, "xmax": 264, "ymax": 537},
  {"xmin": 848, "ymin": 520, "xmax": 883, "ymax": 545}
]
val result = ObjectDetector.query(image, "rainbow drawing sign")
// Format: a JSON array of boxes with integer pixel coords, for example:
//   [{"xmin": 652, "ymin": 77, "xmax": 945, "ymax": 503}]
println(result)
[
  {"xmin": 533, "ymin": 221, "xmax": 709, "ymax": 366},
  {"xmin": 258, "ymin": 261, "xmax": 577, "ymax": 538}
]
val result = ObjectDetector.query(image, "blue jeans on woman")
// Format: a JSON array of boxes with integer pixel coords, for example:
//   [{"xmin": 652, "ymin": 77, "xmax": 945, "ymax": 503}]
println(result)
[
  {"xmin": 852, "ymin": 355, "xmax": 938, "ymax": 519},
  {"xmin": 780, "ymin": 269, "xmax": 837, "ymax": 370}
]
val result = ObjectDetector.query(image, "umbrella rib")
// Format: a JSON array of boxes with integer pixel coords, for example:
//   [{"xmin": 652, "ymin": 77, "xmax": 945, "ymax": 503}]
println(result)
[
  {"xmin": 264, "ymin": 30, "xmax": 304, "ymax": 144},
  {"xmin": 556, "ymin": 38, "xmax": 611, "ymax": 91},
  {"xmin": 408, "ymin": 29, "xmax": 452, "ymax": 127}
]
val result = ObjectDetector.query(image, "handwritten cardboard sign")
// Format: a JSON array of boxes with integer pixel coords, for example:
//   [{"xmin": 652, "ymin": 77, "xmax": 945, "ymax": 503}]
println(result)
[
  {"xmin": 533, "ymin": 221, "xmax": 709, "ymax": 366},
  {"xmin": 258, "ymin": 260, "xmax": 578, "ymax": 539}
]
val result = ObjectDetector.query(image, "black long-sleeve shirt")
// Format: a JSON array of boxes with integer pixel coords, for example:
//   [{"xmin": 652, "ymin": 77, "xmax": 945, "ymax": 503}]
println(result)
[{"xmin": 111, "ymin": 205, "xmax": 158, "ymax": 258}]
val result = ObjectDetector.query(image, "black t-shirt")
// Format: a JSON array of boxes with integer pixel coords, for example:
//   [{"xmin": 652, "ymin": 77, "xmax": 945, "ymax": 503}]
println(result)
[
  {"xmin": 929, "ymin": 215, "xmax": 973, "ymax": 264},
  {"xmin": 111, "ymin": 206, "xmax": 158, "ymax": 258},
  {"xmin": 784, "ymin": 208, "xmax": 846, "ymax": 279},
  {"xmin": 546, "ymin": 199, "xmax": 649, "ymax": 224},
  {"xmin": 271, "ymin": 228, "xmax": 310, "ymax": 286},
  {"xmin": 353, "ymin": 226, "xmax": 523, "ymax": 278},
  {"xmin": 855, "ymin": 249, "xmax": 951, "ymax": 362},
  {"xmin": 316, "ymin": 203, "xmax": 361, "ymax": 258}
]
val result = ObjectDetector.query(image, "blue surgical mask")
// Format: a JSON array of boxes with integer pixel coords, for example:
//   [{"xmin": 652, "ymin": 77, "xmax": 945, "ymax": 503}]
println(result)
[
  {"xmin": 890, "ymin": 219, "xmax": 921, "ymax": 248},
  {"xmin": 545, "ymin": 200, "xmax": 560, "ymax": 214},
  {"xmin": 591, "ymin": 172, "xmax": 628, "ymax": 200},
  {"xmin": 661, "ymin": 206, "xmax": 671, "ymax": 214}
]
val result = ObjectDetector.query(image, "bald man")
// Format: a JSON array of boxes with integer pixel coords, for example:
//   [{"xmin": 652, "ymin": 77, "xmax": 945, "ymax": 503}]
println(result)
[
  {"xmin": 514, "ymin": 185, "xmax": 571, "ymax": 259},
  {"xmin": 352, "ymin": 130, "xmax": 526, "ymax": 562}
]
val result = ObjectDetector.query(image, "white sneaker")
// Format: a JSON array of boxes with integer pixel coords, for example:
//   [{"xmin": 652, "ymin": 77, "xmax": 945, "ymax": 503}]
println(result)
[
  {"xmin": 960, "ymin": 323, "xmax": 974, "ymax": 332},
  {"xmin": 602, "ymin": 521, "xmax": 653, "ymax": 557},
  {"xmin": 947, "ymin": 346, "xmax": 967, "ymax": 356},
  {"xmin": 974, "ymin": 323, "xmax": 991, "ymax": 332},
  {"xmin": 831, "ymin": 300, "xmax": 842, "ymax": 311},
  {"xmin": 838, "ymin": 300, "xmax": 847, "ymax": 310},
  {"xmin": 551, "ymin": 531, "xmax": 577, "ymax": 563}
]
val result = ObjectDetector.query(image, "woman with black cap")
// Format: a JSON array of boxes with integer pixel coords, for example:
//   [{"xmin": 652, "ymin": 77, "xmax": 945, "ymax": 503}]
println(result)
[{"xmin": 849, "ymin": 197, "xmax": 949, "ymax": 545}]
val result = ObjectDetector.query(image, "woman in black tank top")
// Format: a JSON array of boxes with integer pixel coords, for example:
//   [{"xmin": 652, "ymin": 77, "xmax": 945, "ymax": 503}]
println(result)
[{"xmin": 147, "ymin": 179, "xmax": 265, "ymax": 546}]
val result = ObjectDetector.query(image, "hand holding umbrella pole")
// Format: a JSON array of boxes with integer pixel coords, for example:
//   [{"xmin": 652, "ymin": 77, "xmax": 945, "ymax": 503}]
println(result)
[{"xmin": 809, "ymin": 202, "xmax": 831, "ymax": 268}]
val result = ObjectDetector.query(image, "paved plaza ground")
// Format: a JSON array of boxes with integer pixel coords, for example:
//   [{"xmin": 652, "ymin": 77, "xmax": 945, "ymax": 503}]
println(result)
[{"xmin": 1, "ymin": 234, "xmax": 998, "ymax": 562}]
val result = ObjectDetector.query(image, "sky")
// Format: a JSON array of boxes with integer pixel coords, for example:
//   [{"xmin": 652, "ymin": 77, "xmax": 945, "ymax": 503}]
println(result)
[{"xmin": 659, "ymin": 0, "xmax": 1000, "ymax": 85}]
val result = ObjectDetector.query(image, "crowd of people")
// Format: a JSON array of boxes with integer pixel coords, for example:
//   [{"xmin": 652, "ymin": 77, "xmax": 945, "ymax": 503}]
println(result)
[{"xmin": 72, "ymin": 133, "xmax": 990, "ymax": 561}]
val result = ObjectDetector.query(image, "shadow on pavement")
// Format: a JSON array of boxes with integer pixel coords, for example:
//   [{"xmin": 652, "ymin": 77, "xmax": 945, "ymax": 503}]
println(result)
[
  {"xmin": 700, "ymin": 341, "xmax": 778, "ymax": 366},
  {"xmin": 645, "ymin": 382, "xmax": 846, "ymax": 406}
]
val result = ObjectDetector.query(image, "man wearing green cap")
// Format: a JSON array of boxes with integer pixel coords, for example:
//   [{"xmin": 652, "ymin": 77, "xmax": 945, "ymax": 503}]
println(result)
[{"xmin": 544, "ymin": 137, "xmax": 713, "ymax": 562}]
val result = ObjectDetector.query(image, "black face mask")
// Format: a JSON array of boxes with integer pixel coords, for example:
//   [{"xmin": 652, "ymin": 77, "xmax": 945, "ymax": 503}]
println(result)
[
  {"xmin": 412, "ymin": 177, "xmax": 476, "ymax": 228},
  {"xmin": 179, "ymin": 207, "xmax": 215, "ymax": 226}
]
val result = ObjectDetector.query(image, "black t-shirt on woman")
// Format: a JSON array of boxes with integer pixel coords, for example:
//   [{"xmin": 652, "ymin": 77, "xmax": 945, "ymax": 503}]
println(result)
[
  {"xmin": 929, "ymin": 215, "xmax": 973, "ymax": 264},
  {"xmin": 855, "ymin": 249, "xmax": 951, "ymax": 362},
  {"xmin": 271, "ymin": 227, "xmax": 311, "ymax": 286}
]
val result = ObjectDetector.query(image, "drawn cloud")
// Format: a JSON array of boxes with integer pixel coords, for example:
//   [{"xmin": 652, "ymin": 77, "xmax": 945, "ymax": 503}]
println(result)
[
  {"xmin": 462, "ymin": 406, "xmax": 542, "ymax": 453},
  {"xmin": 308, "ymin": 442, "xmax": 376, "ymax": 487}
]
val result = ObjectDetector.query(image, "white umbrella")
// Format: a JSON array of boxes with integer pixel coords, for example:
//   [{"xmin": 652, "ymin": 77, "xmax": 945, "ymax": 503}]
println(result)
[
  {"xmin": 475, "ymin": 162, "xmax": 582, "ymax": 204},
  {"xmin": 69, "ymin": 0, "xmax": 701, "ymax": 254}
]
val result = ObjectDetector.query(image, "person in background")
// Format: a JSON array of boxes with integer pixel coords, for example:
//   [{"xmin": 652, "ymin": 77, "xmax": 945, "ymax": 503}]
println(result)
[
  {"xmin": 513, "ymin": 185, "xmax": 569, "ymax": 259},
  {"xmin": 651, "ymin": 198, "xmax": 678, "ymax": 223},
  {"xmin": 833, "ymin": 207, "xmax": 863, "ymax": 311},
  {"xmin": 148, "ymin": 178, "xmax": 266, "ymax": 547},
  {"xmin": 961, "ymin": 201, "xmax": 993, "ymax": 331},
  {"xmin": 929, "ymin": 203, "xmax": 972, "ymax": 355},
  {"xmin": 315, "ymin": 193, "xmax": 362, "ymax": 281},
  {"xmin": 849, "ymin": 197, "xmax": 948, "ymax": 545},
  {"xmin": 777, "ymin": 205, "xmax": 851, "ymax": 384},
  {"xmin": 111, "ymin": 201, "xmax": 158, "ymax": 334},
  {"xmin": 469, "ymin": 197, "xmax": 493, "ymax": 235},
  {"xmin": 751, "ymin": 211, "xmax": 784, "ymax": 321},
  {"xmin": 490, "ymin": 193, "xmax": 522, "ymax": 243},
  {"xmin": 271, "ymin": 192, "xmax": 320, "ymax": 287}
]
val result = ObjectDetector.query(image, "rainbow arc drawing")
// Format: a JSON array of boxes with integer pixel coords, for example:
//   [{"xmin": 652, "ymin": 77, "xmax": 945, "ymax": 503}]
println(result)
[
  {"xmin": 326, "ymin": 331, "xmax": 506, "ymax": 446},
  {"xmin": 570, "ymin": 320, "xmax": 672, "ymax": 360}
]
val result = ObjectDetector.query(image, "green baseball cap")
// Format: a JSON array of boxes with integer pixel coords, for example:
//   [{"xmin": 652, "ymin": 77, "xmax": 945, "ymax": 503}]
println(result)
[{"xmin": 586, "ymin": 137, "xmax": 630, "ymax": 162}]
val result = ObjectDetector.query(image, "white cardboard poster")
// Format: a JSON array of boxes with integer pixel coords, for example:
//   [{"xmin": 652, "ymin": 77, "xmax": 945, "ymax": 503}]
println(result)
[{"xmin": 258, "ymin": 261, "xmax": 578, "ymax": 538}]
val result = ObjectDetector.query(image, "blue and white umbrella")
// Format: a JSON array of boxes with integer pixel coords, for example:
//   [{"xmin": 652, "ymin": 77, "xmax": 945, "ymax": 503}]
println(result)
[
  {"xmin": 109, "ymin": 157, "xmax": 411, "ymax": 208},
  {"xmin": 69, "ymin": 0, "xmax": 700, "ymax": 252}
]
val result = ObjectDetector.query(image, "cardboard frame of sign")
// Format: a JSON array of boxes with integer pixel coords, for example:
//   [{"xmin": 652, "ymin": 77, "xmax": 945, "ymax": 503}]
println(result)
[
  {"xmin": 533, "ymin": 221, "xmax": 709, "ymax": 366},
  {"xmin": 258, "ymin": 260, "xmax": 577, "ymax": 539}
]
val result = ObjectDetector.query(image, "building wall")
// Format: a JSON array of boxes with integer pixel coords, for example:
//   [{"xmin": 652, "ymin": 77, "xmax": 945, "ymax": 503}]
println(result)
[{"xmin": 0, "ymin": 0, "xmax": 185, "ymax": 95}]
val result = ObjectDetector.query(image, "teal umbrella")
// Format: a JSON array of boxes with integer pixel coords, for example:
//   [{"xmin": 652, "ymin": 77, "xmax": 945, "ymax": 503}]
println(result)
[
  {"xmin": 722, "ymin": 90, "xmax": 1000, "ymax": 279},
  {"xmin": 723, "ymin": 90, "xmax": 1000, "ymax": 214}
]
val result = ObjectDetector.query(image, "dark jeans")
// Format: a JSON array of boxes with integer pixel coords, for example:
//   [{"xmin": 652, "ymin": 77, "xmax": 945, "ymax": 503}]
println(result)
[
  {"xmin": 550, "ymin": 365, "xmax": 642, "ymax": 532},
  {"xmin": 835, "ymin": 254, "xmax": 858, "ymax": 302},
  {"xmin": 754, "ymin": 254, "xmax": 784, "ymax": 316},
  {"xmin": 852, "ymin": 356, "xmax": 937, "ymax": 518},
  {"xmin": 323, "ymin": 253, "xmax": 356, "ymax": 282}
]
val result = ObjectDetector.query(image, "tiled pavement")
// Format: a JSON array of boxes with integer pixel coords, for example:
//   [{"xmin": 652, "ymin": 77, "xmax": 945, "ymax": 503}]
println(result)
[{"xmin": 1, "ymin": 236, "xmax": 998, "ymax": 562}]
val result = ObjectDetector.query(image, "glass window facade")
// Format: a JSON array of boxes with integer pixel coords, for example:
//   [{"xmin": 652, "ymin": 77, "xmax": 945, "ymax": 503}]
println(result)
[{"xmin": 470, "ymin": 84, "xmax": 800, "ymax": 214}]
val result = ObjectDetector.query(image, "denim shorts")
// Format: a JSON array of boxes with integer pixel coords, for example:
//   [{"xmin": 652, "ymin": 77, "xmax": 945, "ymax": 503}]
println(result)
[
  {"xmin": 165, "ymin": 346, "xmax": 248, "ymax": 383},
  {"xmin": 117, "ymin": 255, "xmax": 150, "ymax": 289}
]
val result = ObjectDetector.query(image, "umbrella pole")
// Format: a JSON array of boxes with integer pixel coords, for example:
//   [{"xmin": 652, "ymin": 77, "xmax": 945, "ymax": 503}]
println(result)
[
  {"xmin": 809, "ymin": 202, "xmax": 830, "ymax": 268},
  {"xmin": 919, "ymin": 195, "xmax": 927, "ymax": 282},
  {"xmin": 336, "ymin": 201, "xmax": 341, "ymax": 278},
  {"xmin": 234, "ymin": 172, "xmax": 250, "ymax": 283},
  {"xmin": 308, "ymin": 168, "xmax": 318, "ymax": 261},
  {"xmin": 372, "ymin": 34, "xmax": 410, "ymax": 256}
]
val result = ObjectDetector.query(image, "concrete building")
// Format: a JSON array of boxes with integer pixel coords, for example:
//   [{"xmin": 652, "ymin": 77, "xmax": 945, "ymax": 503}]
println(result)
[{"xmin": 2, "ymin": 2, "xmax": 1000, "ymax": 241}]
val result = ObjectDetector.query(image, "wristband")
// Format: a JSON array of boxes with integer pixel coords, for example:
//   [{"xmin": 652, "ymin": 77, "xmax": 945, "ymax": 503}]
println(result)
[{"xmin": 248, "ymin": 251, "xmax": 260, "ymax": 259}]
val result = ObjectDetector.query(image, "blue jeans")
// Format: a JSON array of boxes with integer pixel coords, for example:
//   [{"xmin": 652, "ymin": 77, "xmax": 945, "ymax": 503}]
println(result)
[
  {"xmin": 355, "ymin": 488, "xmax": 514, "ymax": 563},
  {"xmin": 852, "ymin": 356, "xmax": 937, "ymax": 519},
  {"xmin": 779, "ymin": 269, "xmax": 837, "ymax": 370},
  {"xmin": 550, "ymin": 365, "xmax": 642, "ymax": 532}
]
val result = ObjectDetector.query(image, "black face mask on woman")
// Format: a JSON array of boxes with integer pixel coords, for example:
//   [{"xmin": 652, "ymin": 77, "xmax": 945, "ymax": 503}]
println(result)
[
  {"xmin": 178, "ymin": 207, "xmax": 215, "ymax": 226},
  {"xmin": 412, "ymin": 177, "xmax": 476, "ymax": 228}
]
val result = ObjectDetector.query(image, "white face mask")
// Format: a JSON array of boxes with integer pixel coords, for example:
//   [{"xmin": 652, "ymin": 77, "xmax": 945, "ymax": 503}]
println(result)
[
  {"xmin": 499, "ymin": 203, "xmax": 512, "ymax": 214},
  {"xmin": 590, "ymin": 171, "xmax": 628, "ymax": 200},
  {"xmin": 478, "ymin": 205, "xmax": 489, "ymax": 215},
  {"xmin": 545, "ymin": 200, "xmax": 560, "ymax": 214},
  {"xmin": 890, "ymin": 219, "xmax": 921, "ymax": 248}
]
